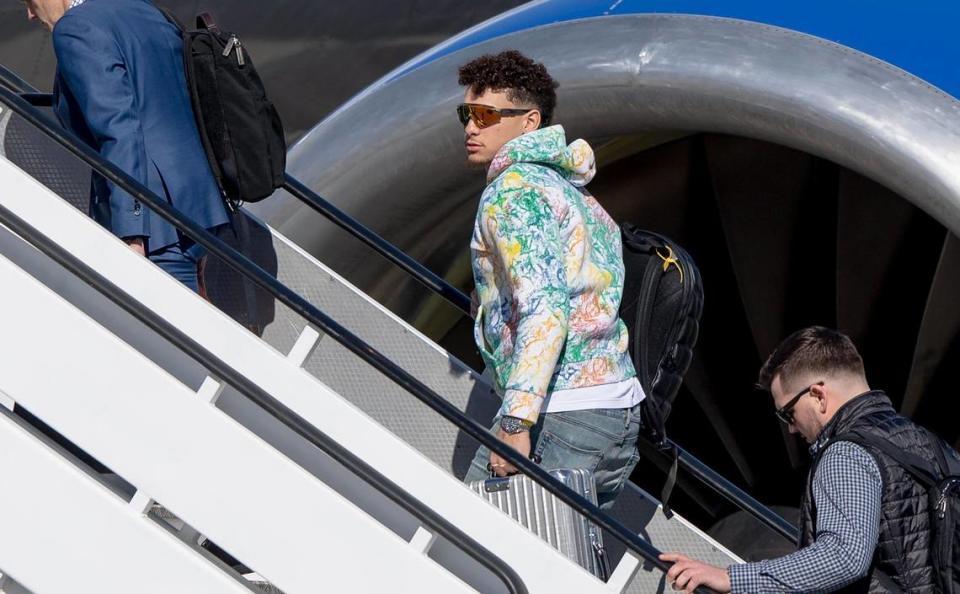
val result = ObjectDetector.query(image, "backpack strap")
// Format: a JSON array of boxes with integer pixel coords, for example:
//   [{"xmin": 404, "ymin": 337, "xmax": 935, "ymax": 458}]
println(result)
[
  {"xmin": 156, "ymin": 8, "xmax": 220, "ymax": 35},
  {"xmin": 196, "ymin": 12, "xmax": 220, "ymax": 34},
  {"xmin": 236, "ymin": 210, "xmax": 264, "ymax": 335},
  {"xmin": 832, "ymin": 430, "xmax": 940, "ymax": 488},
  {"xmin": 157, "ymin": 5, "xmax": 186, "ymax": 31},
  {"xmin": 659, "ymin": 444, "xmax": 680, "ymax": 519},
  {"xmin": 923, "ymin": 428, "xmax": 954, "ymax": 479},
  {"xmin": 634, "ymin": 251, "xmax": 664, "ymax": 399},
  {"xmin": 622, "ymin": 224, "xmax": 673, "ymax": 445}
]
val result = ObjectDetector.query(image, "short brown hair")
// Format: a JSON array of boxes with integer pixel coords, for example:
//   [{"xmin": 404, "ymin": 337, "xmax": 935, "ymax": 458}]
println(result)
[
  {"xmin": 758, "ymin": 326, "xmax": 866, "ymax": 391},
  {"xmin": 458, "ymin": 50, "xmax": 559, "ymax": 126}
]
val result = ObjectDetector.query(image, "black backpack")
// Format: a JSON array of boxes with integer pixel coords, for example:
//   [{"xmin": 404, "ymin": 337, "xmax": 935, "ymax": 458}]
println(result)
[
  {"xmin": 619, "ymin": 224, "xmax": 704, "ymax": 514},
  {"xmin": 835, "ymin": 429, "xmax": 960, "ymax": 593},
  {"xmin": 161, "ymin": 9, "xmax": 286, "ymax": 204}
]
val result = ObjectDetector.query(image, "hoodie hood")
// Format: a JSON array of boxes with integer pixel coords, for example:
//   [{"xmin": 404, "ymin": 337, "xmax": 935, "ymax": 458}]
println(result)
[{"xmin": 486, "ymin": 125, "xmax": 596, "ymax": 186}]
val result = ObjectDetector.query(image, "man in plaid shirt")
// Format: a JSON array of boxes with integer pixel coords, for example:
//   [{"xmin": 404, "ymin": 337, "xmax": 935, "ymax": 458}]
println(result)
[{"xmin": 661, "ymin": 327, "xmax": 917, "ymax": 593}]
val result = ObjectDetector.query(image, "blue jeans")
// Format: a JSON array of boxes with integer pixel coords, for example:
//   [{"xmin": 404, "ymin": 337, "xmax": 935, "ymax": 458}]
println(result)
[
  {"xmin": 149, "ymin": 238, "xmax": 208, "ymax": 293},
  {"xmin": 463, "ymin": 404, "xmax": 643, "ymax": 509}
]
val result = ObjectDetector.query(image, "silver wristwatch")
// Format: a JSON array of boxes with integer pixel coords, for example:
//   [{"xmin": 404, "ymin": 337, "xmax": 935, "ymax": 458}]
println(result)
[{"xmin": 500, "ymin": 415, "xmax": 531, "ymax": 434}]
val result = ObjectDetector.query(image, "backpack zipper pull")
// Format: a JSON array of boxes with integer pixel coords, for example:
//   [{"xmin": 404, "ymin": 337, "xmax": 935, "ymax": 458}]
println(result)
[
  {"xmin": 221, "ymin": 35, "xmax": 245, "ymax": 67},
  {"xmin": 222, "ymin": 35, "xmax": 237, "ymax": 58},
  {"xmin": 234, "ymin": 38, "xmax": 245, "ymax": 67}
]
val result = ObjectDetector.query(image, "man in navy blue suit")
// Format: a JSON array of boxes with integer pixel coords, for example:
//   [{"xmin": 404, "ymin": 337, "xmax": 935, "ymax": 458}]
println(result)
[{"xmin": 21, "ymin": 0, "xmax": 228, "ymax": 292}]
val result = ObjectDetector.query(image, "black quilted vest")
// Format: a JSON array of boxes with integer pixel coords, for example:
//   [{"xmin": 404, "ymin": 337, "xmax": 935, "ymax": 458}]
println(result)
[{"xmin": 799, "ymin": 391, "xmax": 939, "ymax": 593}]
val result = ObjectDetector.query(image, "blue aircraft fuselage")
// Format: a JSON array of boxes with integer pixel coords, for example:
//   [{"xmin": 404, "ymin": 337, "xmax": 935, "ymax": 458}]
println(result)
[{"xmin": 386, "ymin": 0, "xmax": 959, "ymax": 100}]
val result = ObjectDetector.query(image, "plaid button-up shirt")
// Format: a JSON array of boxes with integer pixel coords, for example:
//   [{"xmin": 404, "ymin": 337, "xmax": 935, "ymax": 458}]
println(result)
[{"xmin": 728, "ymin": 440, "xmax": 882, "ymax": 593}]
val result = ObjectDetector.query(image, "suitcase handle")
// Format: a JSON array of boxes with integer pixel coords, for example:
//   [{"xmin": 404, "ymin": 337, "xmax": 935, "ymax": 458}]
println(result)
[{"xmin": 483, "ymin": 477, "xmax": 512, "ymax": 493}]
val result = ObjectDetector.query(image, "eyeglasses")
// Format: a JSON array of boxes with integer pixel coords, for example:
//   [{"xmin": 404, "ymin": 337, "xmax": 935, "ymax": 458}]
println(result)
[
  {"xmin": 775, "ymin": 381, "xmax": 824, "ymax": 425},
  {"xmin": 457, "ymin": 103, "xmax": 534, "ymax": 129}
]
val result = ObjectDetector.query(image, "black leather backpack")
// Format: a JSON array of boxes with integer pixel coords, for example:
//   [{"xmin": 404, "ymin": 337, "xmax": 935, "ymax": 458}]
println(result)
[
  {"xmin": 619, "ymin": 224, "xmax": 704, "ymax": 514},
  {"xmin": 161, "ymin": 9, "xmax": 286, "ymax": 204}
]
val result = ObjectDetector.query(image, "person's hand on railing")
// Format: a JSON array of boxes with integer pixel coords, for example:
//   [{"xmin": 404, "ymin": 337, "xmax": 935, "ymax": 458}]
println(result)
[{"xmin": 660, "ymin": 553, "xmax": 731, "ymax": 594}]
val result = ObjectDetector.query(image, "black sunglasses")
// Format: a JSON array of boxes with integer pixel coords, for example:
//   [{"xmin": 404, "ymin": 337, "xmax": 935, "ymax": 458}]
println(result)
[{"xmin": 775, "ymin": 381, "xmax": 824, "ymax": 425}]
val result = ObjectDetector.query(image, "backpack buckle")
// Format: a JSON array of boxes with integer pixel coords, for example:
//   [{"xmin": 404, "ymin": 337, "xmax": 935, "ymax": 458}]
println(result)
[{"xmin": 656, "ymin": 246, "xmax": 684, "ymax": 284}]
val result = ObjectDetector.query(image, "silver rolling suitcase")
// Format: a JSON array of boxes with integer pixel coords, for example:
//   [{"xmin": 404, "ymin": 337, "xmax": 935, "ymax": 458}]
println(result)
[{"xmin": 468, "ymin": 468, "xmax": 609, "ymax": 579}]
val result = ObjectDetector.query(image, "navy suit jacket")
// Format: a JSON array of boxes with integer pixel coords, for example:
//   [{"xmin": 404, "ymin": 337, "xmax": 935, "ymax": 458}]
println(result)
[{"xmin": 52, "ymin": 0, "xmax": 228, "ymax": 253}]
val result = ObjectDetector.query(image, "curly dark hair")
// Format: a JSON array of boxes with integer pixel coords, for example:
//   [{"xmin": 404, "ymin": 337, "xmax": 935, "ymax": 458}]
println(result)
[{"xmin": 458, "ymin": 50, "xmax": 558, "ymax": 127}]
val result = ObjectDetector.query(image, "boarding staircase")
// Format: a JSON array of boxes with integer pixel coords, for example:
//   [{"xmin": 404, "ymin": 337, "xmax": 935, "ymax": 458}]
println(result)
[{"xmin": 0, "ymin": 65, "xmax": 795, "ymax": 594}]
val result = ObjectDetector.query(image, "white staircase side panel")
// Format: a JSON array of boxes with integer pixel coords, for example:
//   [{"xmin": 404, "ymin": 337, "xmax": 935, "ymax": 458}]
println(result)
[
  {"xmin": 0, "ymin": 255, "xmax": 473, "ymax": 594},
  {"xmin": 0, "ymin": 411, "xmax": 250, "ymax": 594},
  {"xmin": 0, "ymin": 156, "xmax": 608, "ymax": 591}
]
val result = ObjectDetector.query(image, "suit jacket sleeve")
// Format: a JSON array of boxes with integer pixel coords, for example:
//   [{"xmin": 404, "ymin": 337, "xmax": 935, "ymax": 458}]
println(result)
[{"xmin": 53, "ymin": 12, "xmax": 150, "ymax": 240}]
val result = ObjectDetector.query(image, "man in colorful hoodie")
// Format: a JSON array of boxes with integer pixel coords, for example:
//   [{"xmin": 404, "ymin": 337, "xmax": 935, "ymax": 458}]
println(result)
[{"xmin": 459, "ymin": 50, "xmax": 645, "ymax": 508}]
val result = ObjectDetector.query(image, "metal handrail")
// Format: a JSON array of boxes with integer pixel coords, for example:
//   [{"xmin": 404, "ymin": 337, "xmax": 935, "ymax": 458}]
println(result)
[
  {"xmin": 0, "ymin": 64, "xmax": 799, "ymax": 544},
  {"xmin": 19, "ymin": 93, "xmax": 52, "ymax": 107},
  {"xmin": 0, "ymin": 66, "xmax": 35, "ymax": 97},
  {"xmin": 281, "ymin": 175, "xmax": 473, "ymax": 314},
  {"xmin": 0, "ymin": 75, "xmax": 711, "ymax": 591},
  {"xmin": 661, "ymin": 443, "xmax": 798, "ymax": 542}
]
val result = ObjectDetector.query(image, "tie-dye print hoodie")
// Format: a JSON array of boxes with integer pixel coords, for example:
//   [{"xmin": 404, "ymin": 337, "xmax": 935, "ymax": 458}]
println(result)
[{"xmin": 471, "ymin": 125, "xmax": 636, "ymax": 424}]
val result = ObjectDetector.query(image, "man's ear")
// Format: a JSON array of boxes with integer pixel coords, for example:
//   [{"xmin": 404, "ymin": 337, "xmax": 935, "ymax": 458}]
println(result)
[
  {"xmin": 810, "ymin": 382, "xmax": 828, "ymax": 412},
  {"xmin": 523, "ymin": 109, "xmax": 542, "ymax": 132}
]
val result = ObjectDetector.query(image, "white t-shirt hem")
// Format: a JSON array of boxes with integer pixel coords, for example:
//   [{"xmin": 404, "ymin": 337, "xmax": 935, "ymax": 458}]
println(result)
[{"xmin": 542, "ymin": 376, "xmax": 645, "ymax": 414}]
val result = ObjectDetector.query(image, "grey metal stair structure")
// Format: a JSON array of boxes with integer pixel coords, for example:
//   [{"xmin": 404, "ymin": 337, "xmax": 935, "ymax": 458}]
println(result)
[{"xmin": 0, "ymin": 75, "xmax": 753, "ymax": 593}]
